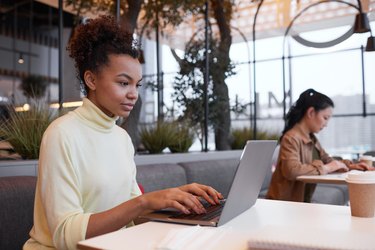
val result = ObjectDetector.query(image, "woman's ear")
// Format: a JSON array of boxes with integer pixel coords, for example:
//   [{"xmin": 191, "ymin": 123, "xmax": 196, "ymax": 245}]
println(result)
[
  {"xmin": 306, "ymin": 107, "xmax": 316, "ymax": 118},
  {"xmin": 84, "ymin": 71, "xmax": 96, "ymax": 91}
]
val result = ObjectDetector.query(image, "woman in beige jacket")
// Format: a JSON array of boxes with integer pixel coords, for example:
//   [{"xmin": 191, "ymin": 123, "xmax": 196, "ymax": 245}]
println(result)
[{"xmin": 267, "ymin": 89, "xmax": 373, "ymax": 202}]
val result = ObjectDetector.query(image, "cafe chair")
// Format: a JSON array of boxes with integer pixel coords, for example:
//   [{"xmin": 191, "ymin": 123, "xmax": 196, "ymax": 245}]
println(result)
[
  {"xmin": 0, "ymin": 176, "xmax": 36, "ymax": 250},
  {"xmin": 363, "ymin": 151, "xmax": 375, "ymax": 157}
]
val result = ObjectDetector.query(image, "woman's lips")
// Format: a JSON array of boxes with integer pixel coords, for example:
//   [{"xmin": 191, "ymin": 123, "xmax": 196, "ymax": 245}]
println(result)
[{"xmin": 122, "ymin": 103, "xmax": 134, "ymax": 111}]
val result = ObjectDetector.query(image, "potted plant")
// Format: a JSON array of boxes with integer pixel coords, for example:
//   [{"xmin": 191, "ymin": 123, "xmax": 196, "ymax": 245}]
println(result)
[
  {"xmin": 139, "ymin": 121, "xmax": 176, "ymax": 154},
  {"xmin": 231, "ymin": 127, "xmax": 280, "ymax": 150},
  {"xmin": 139, "ymin": 121, "xmax": 195, "ymax": 154},
  {"xmin": 19, "ymin": 75, "xmax": 48, "ymax": 100},
  {"xmin": 0, "ymin": 102, "xmax": 58, "ymax": 159},
  {"xmin": 168, "ymin": 121, "xmax": 194, "ymax": 153}
]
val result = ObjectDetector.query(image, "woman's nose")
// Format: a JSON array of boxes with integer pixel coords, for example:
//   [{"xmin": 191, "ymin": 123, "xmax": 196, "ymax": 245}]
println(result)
[{"xmin": 127, "ymin": 87, "xmax": 138, "ymax": 100}]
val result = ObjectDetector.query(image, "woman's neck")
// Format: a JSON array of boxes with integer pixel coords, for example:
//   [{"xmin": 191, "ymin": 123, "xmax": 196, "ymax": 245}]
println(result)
[{"xmin": 296, "ymin": 119, "xmax": 312, "ymax": 135}]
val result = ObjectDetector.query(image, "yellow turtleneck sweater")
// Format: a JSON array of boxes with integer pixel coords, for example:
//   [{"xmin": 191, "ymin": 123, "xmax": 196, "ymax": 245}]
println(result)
[{"xmin": 24, "ymin": 98, "xmax": 141, "ymax": 250}]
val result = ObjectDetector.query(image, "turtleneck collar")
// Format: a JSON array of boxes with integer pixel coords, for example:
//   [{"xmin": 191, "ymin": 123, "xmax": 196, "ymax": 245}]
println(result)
[{"xmin": 73, "ymin": 97, "xmax": 118, "ymax": 132}]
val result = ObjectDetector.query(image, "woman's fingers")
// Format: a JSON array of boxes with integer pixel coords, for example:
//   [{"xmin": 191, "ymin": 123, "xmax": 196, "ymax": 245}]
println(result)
[
  {"xmin": 175, "ymin": 192, "xmax": 206, "ymax": 214},
  {"xmin": 166, "ymin": 200, "xmax": 190, "ymax": 214},
  {"xmin": 198, "ymin": 185, "xmax": 223, "ymax": 204},
  {"xmin": 143, "ymin": 184, "xmax": 223, "ymax": 215},
  {"xmin": 349, "ymin": 163, "xmax": 372, "ymax": 171},
  {"xmin": 179, "ymin": 183, "xmax": 223, "ymax": 205},
  {"xmin": 157, "ymin": 188, "xmax": 206, "ymax": 214},
  {"xmin": 356, "ymin": 163, "xmax": 368, "ymax": 170}
]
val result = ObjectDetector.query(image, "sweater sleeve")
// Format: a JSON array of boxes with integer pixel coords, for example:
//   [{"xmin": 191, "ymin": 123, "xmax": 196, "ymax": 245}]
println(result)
[
  {"xmin": 38, "ymin": 126, "xmax": 91, "ymax": 250},
  {"xmin": 279, "ymin": 135, "xmax": 323, "ymax": 180}
]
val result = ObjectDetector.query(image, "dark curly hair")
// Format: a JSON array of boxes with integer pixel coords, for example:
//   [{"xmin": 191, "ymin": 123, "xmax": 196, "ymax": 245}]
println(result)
[
  {"xmin": 282, "ymin": 88, "xmax": 334, "ymax": 136},
  {"xmin": 67, "ymin": 15, "xmax": 140, "ymax": 95}
]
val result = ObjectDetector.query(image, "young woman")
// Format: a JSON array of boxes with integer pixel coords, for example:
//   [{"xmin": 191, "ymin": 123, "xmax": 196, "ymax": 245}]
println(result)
[
  {"xmin": 266, "ymin": 88, "xmax": 373, "ymax": 203},
  {"xmin": 24, "ymin": 15, "xmax": 222, "ymax": 250}
]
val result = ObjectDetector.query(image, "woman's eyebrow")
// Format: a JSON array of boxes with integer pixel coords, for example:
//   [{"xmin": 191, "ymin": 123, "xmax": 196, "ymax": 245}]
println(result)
[
  {"xmin": 117, "ymin": 73, "xmax": 143, "ymax": 83},
  {"xmin": 116, "ymin": 73, "xmax": 132, "ymax": 80}
]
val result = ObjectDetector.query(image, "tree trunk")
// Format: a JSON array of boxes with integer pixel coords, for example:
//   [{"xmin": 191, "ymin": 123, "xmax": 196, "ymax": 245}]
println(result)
[
  {"xmin": 123, "ymin": 97, "xmax": 142, "ymax": 150},
  {"xmin": 211, "ymin": 0, "xmax": 232, "ymax": 150},
  {"xmin": 119, "ymin": 0, "xmax": 144, "ymax": 151},
  {"xmin": 122, "ymin": 0, "xmax": 143, "ymax": 32}
]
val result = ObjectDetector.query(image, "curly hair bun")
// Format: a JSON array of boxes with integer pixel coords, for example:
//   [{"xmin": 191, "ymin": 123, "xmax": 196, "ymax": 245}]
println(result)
[{"xmin": 66, "ymin": 15, "xmax": 140, "ymax": 95}]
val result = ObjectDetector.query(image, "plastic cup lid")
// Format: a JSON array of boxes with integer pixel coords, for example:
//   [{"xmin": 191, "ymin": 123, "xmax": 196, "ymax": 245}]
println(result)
[
  {"xmin": 346, "ymin": 171, "xmax": 375, "ymax": 184},
  {"xmin": 359, "ymin": 155, "xmax": 374, "ymax": 161}
]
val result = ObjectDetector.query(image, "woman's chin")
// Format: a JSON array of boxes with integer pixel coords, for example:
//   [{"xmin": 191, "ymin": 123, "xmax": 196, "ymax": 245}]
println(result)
[{"xmin": 118, "ymin": 111, "xmax": 131, "ymax": 118}]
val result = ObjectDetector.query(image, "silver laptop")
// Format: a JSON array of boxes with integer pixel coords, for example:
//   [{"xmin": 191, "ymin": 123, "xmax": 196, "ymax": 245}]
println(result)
[{"xmin": 140, "ymin": 140, "xmax": 277, "ymax": 227}]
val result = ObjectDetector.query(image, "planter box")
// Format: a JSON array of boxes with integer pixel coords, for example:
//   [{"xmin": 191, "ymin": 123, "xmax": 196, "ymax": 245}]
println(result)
[{"xmin": 0, "ymin": 160, "xmax": 38, "ymax": 177}]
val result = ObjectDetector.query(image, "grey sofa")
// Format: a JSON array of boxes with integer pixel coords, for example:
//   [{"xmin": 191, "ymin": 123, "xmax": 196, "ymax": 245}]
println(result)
[
  {"xmin": 136, "ymin": 158, "xmax": 240, "ymax": 197},
  {"xmin": 0, "ymin": 152, "xmax": 349, "ymax": 250},
  {"xmin": 136, "ymin": 157, "xmax": 349, "ymax": 205},
  {"xmin": 0, "ymin": 176, "xmax": 36, "ymax": 250}
]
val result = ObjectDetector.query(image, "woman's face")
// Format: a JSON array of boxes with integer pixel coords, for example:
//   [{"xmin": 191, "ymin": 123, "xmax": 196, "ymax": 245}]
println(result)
[
  {"xmin": 307, "ymin": 106, "xmax": 333, "ymax": 133},
  {"xmin": 85, "ymin": 54, "xmax": 142, "ymax": 118}
]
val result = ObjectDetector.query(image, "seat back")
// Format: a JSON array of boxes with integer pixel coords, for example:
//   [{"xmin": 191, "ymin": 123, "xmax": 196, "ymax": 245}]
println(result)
[
  {"xmin": 0, "ymin": 176, "xmax": 36, "ymax": 250},
  {"xmin": 259, "ymin": 144, "xmax": 280, "ymax": 198},
  {"xmin": 136, "ymin": 164, "xmax": 187, "ymax": 192},
  {"xmin": 363, "ymin": 151, "xmax": 375, "ymax": 157},
  {"xmin": 179, "ymin": 158, "xmax": 239, "ymax": 198}
]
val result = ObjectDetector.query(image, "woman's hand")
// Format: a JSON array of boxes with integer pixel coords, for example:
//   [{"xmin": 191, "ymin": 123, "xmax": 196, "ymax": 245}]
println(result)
[
  {"xmin": 322, "ymin": 160, "xmax": 349, "ymax": 174},
  {"xmin": 139, "ymin": 184, "xmax": 222, "ymax": 215},
  {"xmin": 178, "ymin": 183, "xmax": 223, "ymax": 205},
  {"xmin": 349, "ymin": 162, "xmax": 375, "ymax": 171}
]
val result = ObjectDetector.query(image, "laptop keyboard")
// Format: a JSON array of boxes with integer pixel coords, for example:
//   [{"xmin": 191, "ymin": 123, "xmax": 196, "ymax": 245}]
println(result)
[{"xmin": 170, "ymin": 200, "xmax": 225, "ymax": 221}]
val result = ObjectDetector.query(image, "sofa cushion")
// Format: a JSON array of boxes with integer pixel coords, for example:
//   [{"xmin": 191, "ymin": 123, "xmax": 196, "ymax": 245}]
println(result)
[
  {"xmin": 136, "ymin": 164, "xmax": 187, "ymax": 192},
  {"xmin": 179, "ymin": 159, "xmax": 239, "ymax": 197},
  {"xmin": 0, "ymin": 176, "xmax": 36, "ymax": 250},
  {"xmin": 312, "ymin": 184, "xmax": 349, "ymax": 205}
]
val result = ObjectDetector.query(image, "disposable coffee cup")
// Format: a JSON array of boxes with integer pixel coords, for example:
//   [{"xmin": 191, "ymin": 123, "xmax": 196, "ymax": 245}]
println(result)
[
  {"xmin": 359, "ymin": 155, "xmax": 373, "ymax": 168},
  {"xmin": 346, "ymin": 172, "xmax": 375, "ymax": 218}
]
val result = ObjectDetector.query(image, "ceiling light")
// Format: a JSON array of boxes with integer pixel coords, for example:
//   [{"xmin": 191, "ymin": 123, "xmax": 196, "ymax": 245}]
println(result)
[
  {"xmin": 365, "ymin": 36, "xmax": 375, "ymax": 52},
  {"xmin": 353, "ymin": 13, "xmax": 371, "ymax": 33},
  {"xmin": 18, "ymin": 53, "xmax": 24, "ymax": 64}
]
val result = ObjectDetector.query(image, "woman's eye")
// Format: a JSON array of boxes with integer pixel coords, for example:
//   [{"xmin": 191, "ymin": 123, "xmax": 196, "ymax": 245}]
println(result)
[
  {"xmin": 119, "ymin": 82, "xmax": 129, "ymax": 86},
  {"xmin": 136, "ymin": 83, "xmax": 142, "ymax": 88}
]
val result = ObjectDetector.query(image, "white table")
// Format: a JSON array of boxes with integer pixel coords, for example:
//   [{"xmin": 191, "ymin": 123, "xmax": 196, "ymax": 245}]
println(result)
[
  {"xmin": 297, "ymin": 172, "xmax": 348, "ymax": 184},
  {"xmin": 77, "ymin": 199, "xmax": 375, "ymax": 250}
]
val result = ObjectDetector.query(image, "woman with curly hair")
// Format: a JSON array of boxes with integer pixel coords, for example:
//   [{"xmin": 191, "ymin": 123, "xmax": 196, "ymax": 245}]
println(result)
[
  {"xmin": 24, "ymin": 15, "xmax": 222, "ymax": 250},
  {"xmin": 266, "ymin": 88, "xmax": 373, "ymax": 203}
]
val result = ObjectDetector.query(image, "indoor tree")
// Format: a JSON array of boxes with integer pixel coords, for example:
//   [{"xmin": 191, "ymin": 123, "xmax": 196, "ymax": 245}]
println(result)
[
  {"xmin": 171, "ymin": 0, "xmax": 235, "ymax": 150},
  {"xmin": 65, "ymin": 0, "xmax": 236, "ymax": 150},
  {"xmin": 172, "ymin": 35, "xmax": 236, "ymax": 151}
]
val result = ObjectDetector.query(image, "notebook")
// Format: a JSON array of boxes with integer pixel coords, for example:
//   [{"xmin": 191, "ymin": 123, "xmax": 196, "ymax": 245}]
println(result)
[
  {"xmin": 140, "ymin": 140, "xmax": 277, "ymax": 227},
  {"xmin": 247, "ymin": 225, "xmax": 375, "ymax": 250}
]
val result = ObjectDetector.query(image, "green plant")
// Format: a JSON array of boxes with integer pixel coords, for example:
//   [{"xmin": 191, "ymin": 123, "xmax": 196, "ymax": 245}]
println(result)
[
  {"xmin": 20, "ymin": 75, "xmax": 48, "ymax": 99},
  {"xmin": 140, "ymin": 122, "xmax": 176, "ymax": 154},
  {"xmin": 231, "ymin": 127, "xmax": 280, "ymax": 150},
  {"xmin": 168, "ymin": 122, "xmax": 194, "ymax": 153},
  {"xmin": 140, "ymin": 121, "xmax": 195, "ymax": 154},
  {"xmin": 0, "ymin": 102, "xmax": 58, "ymax": 159}
]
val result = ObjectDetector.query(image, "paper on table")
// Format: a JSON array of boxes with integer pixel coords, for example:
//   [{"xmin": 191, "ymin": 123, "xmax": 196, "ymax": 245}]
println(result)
[
  {"xmin": 247, "ymin": 225, "xmax": 375, "ymax": 250},
  {"xmin": 155, "ymin": 225, "xmax": 230, "ymax": 250}
]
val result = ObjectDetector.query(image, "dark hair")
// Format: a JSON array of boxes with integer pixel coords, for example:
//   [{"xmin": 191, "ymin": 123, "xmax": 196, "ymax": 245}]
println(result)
[
  {"xmin": 67, "ymin": 15, "xmax": 140, "ymax": 95},
  {"xmin": 282, "ymin": 88, "xmax": 334, "ymax": 135}
]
